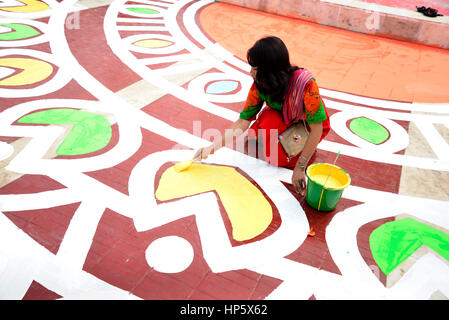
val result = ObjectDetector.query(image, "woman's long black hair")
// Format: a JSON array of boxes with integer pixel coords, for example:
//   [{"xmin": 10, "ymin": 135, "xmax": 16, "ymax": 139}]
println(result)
[{"xmin": 247, "ymin": 36, "xmax": 299, "ymax": 104}]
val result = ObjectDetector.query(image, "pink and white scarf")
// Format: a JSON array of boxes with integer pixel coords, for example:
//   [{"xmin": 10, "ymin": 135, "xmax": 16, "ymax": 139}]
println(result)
[{"xmin": 282, "ymin": 68, "xmax": 314, "ymax": 126}]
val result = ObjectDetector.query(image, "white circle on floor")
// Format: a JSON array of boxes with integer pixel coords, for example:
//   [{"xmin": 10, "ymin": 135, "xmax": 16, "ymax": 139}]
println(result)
[
  {"xmin": 145, "ymin": 236, "xmax": 194, "ymax": 273},
  {"xmin": 0, "ymin": 142, "xmax": 13, "ymax": 161}
]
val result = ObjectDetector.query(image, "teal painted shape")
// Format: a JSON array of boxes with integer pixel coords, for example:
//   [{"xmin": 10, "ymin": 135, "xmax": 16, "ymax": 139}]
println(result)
[
  {"xmin": 0, "ymin": 23, "xmax": 40, "ymax": 41},
  {"xmin": 127, "ymin": 7, "xmax": 159, "ymax": 14},
  {"xmin": 206, "ymin": 80, "xmax": 239, "ymax": 94},
  {"xmin": 349, "ymin": 117, "xmax": 389, "ymax": 145},
  {"xmin": 369, "ymin": 218, "xmax": 449, "ymax": 275},
  {"xmin": 18, "ymin": 109, "xmax": 112, "ymax": 156}
]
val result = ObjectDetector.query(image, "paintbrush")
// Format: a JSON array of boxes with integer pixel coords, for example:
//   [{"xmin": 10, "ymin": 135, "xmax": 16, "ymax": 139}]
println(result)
[
  {"xmin": 317, "ymin": 151, "xmax": 340, "ymax": 211},
  {"xmin": 173, "ymin": 152, "xmax": 202, "ymax": 173},
  {"xmin": 174, "ymin": 159, "xmax": 195, "ymax": 172}
]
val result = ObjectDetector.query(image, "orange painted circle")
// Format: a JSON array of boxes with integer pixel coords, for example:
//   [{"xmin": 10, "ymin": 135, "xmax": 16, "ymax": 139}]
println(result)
[{"xmin": 199, "ymin": 3, "xmax": 449, "ymax": 103}]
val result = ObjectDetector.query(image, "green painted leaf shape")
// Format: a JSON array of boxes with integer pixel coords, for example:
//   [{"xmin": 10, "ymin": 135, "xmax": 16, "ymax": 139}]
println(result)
[
  {"xmin": 127, "ymin": 7, "xmax": 159, "ymax": 14},
  {"xmin": 349, "ymin": 117, "xmax": 389, "ymax": 145},
  {"xmin": 0, "ymin": 23, "xmax": 41, "ymax": 41},
  {"xmin": 369, "ymin": 218, "xmax": 449, "ymax": 275},
  {"xmin": 18, "ymin": 109, "xmax": 112, "ymax": 156}
]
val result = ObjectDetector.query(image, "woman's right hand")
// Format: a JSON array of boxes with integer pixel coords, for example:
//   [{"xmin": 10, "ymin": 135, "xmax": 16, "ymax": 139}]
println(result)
[
  {"xmin": 193, "ymin": 118, "xmax": 250, "ymax": 161},
  {"xmin": 194, "ymin": 145, "xmax": 215, "ymax": 161}
]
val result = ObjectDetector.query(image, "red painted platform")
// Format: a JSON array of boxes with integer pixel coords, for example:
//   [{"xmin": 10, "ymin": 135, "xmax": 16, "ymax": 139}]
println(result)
[{"xmin": 220, "ymin": 0, "xmax": 449, "ymax": 49}]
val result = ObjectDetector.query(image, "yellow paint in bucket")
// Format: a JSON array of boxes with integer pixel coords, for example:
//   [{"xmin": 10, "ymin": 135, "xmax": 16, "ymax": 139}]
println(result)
[
  {"xmin": 305, "ymin": 163, "xmax": 350, "ymax": 211},
  {"xmin": 307, "ymin": 174, "xmax": 342, "ymax": 189}
]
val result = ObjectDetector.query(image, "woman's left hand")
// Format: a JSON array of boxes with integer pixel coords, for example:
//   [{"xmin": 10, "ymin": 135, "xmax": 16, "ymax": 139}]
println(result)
[
  {"xmin": 292, "ymin": 167, "xmax": 307, "ymax": 196},
  {"xmin": 291, "ymin": 121, "xmax": 323, "ymax": 196}
]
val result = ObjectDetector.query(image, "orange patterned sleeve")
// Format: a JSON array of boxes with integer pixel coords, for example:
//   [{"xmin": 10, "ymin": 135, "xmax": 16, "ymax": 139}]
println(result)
[
  {"xmin": 240, "ymin": 82, "xmax": 263, "ymax": 121},
  {"xmin": 303, "ymin": 80, "xmax": 327, "ymax": 123}
]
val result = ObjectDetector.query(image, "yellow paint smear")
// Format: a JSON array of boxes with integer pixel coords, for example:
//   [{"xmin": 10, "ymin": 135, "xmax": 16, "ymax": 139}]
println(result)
[
  {"xmin": 174, "ymin": 160, "xmax": 194, "ymax": 172},
  {"xmin": 1, "ymin": 0, "xmax": 49, "ymax": 12},
  {"xmin": 0, "ymin": 57, "xmax": 53, "ymax": 86},
  {"xmin": 134, "ymin": 39, "xmax": 173, "ymax": 48},
  {"xmin": 155, "ymin": 164, "xmax": 273, "ymax": 242}
]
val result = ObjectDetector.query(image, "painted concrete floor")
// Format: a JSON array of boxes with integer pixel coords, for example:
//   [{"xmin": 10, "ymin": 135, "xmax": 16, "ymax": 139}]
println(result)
[{"xmin": 0, "ymin": 0, "xmax": 448, "ymax": 301}]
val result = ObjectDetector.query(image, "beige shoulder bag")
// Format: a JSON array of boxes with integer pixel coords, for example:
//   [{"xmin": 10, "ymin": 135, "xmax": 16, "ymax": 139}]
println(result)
[{"xmin": 278, "ymin": 120, "xmax": 309, "ymax": 159}]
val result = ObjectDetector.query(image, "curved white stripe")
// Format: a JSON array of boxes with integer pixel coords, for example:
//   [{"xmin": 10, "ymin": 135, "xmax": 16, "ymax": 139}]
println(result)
[{"xmin": 321, "ymin": 88, "xmax": 449, "ymax": 114}]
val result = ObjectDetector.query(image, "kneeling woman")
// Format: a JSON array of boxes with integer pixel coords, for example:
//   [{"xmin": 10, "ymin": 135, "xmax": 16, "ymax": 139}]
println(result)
[{"xmin": 195, "ymin": 36, "xmax": 330, "ymax": 196}]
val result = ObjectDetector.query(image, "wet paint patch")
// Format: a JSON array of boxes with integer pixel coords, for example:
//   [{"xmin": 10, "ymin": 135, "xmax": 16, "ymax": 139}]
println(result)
[
  {"xmin": 349, "ymin": 117, "xmax": 389, "ymax": 145},
  {"xmin": 205, "ymin": 80, "xmax": 239, "ymax": 94},
  {"xmin": 370, "ymin": 218, "xmax": 449, "ymax": 275},
  {"xmin": 18, "ymin": 108, "xmax": 112, "ymax": 156},
  {"xmin": 0, "ymin": 23, "xmax": 41, "ymax": 41},
  {"xmin": 127, "ymin": 7, "xmax": 159, "ymax": 15}
]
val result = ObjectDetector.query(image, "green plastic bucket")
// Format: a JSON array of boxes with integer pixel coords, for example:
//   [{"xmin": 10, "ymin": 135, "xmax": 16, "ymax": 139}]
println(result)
[{"xmin": 305, "ymin": 163, "xmax": 351, "ymax": 211}]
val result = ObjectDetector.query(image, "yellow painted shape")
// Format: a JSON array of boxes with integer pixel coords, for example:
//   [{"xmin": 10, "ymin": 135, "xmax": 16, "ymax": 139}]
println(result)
[
  {"xmin": 0, "ymin": 0, "xmax": 49, "ymax": 12},
  {"xmin": 155, "ymin": 164, "xmax": 273, "ymax": 242},
  {"xmin": 134, "ymin": 39, "xmax": 173, "ymax": 48},
  {"xmin": 0, "ymin": 57, "xmax": 53, "ymax": 86}
]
